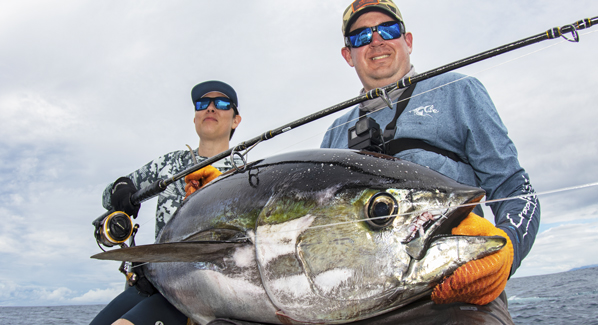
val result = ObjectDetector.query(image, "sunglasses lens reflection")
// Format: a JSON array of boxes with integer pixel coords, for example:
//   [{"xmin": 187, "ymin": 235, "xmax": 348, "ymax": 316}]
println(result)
[
  {"xmin": 195, "ymin": 98, "xmax": 233, "ymax": 111},
  {"xmin": 347, "ymin": 22, "xmax": 402, "ymax": 48}
]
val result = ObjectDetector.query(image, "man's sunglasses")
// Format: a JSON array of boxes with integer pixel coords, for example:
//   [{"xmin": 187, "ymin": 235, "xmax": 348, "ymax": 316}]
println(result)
[
  {"xmin": 344, "ymin": 21, "xmax": 404, "ymax": 48},
  {"xmin": 195, "ymin": 97, "xmax": 237, "ymax": 112}
]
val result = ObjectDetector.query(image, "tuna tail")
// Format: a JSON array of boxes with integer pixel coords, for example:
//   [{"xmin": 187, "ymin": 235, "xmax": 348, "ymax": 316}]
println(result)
[{"xmin": 90, "ymin": 240, "xmax": 249, "ymax": 263}]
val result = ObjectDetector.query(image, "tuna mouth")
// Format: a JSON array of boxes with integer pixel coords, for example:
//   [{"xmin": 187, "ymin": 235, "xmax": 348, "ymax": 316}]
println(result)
[
  {"xmin": 402, "ymin": 210, "xmax": 446, "ymax": 244},
  {"xmin": 403, "ymin": 192, "xmax": 484, "ymax": 260}
]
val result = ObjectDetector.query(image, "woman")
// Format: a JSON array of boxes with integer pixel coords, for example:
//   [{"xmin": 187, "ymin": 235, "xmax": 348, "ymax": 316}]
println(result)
[{"xmin": 91, "ymin": 80, "xmax": 243, "ymax": 325}]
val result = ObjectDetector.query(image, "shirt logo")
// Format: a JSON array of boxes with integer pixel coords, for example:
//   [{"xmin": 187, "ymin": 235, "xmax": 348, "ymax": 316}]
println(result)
[{"xmin": 409, "ymin": 105, "xmax": 438, "ymax": 117}]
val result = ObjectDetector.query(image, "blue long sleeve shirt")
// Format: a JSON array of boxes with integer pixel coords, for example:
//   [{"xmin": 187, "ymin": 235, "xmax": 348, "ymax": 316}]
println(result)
[{"xmin": 321, "ymin": 72, "xmax": 539, "ymax": 276}]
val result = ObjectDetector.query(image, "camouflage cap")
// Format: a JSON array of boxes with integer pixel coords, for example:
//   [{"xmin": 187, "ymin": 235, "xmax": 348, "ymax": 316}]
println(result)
[{"xmin": 342, "ymin": 0, "xmax": 404, "ymax": 35}]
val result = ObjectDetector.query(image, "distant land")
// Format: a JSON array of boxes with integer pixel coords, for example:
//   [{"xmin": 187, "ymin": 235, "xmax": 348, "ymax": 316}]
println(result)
[{"xmin": 569, "ymin": 264, "xmax": 598, "ymax": 271}]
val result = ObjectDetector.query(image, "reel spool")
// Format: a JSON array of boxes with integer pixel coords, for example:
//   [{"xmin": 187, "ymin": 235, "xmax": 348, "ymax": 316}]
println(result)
[{"xmin": 94, "ymin": 211, "xmax": 135, "ymax": 248}]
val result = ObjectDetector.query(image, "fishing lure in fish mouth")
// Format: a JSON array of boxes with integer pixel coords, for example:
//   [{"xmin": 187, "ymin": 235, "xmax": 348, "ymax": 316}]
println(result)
[{"xmin": 403, "ymin": 210, "xmax": 447, "ymax": 244}]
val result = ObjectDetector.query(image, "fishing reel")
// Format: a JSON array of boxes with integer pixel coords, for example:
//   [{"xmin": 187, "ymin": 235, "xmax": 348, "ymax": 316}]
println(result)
[
  {"xmin": 93, "ymin": 210, "xmax": 139, "ymax": 250},
  {"xmin": 93, "ymin": 211, "xmax": 146, "ymax": 291}
]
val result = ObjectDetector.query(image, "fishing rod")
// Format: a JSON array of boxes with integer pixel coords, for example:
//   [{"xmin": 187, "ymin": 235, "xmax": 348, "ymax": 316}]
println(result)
[{"xmin": 93, "ymin": 16, "xmax": 597, "ymax": 248}]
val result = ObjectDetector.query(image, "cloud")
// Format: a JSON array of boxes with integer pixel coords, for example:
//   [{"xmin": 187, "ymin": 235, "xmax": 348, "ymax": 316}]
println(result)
[
  {"xmin": 514, "ymin": 221, "xmax": 598, "ymax": 277},
  {"xmin": 0, "ymin": 208, "xmax": 25, "ymax": 254},
  {"xmin": 1, "ymin": 0, "xmax": 598, "ymax": 308},
  {"xmin": 70, "ymin": 285, "xmax": 123, "ymax": 304},
  {"xmin": 0, "ymin": 280, "xmax": 121, "ymax": 306},
  {"xmin": 0, "ymin": 93, "xmax": 82, "ymax": 144},
  {"xmin": 540, "ymin": 199, "xmax": 598, "ymax": 225},
  {"xmin": 0, "ymin": 280, "xmax": 73, "ymax": 306}
]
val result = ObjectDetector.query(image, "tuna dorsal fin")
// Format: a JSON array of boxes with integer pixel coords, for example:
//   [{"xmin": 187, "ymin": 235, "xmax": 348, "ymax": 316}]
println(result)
[{"xmin": 91, "ymin": 240, "xmax": 250, "ymax": 263}]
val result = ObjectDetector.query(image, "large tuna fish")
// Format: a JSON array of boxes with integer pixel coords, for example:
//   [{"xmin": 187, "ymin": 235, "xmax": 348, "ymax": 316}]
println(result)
[{"xmin": 93, "ymin": 149, "xmax": 505, "ymax": 324}]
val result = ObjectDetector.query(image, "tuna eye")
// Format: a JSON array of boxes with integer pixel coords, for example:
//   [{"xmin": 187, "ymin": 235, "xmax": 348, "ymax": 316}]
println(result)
[{"xmin": 365, "ymin": 193, "xmax": 398, "ymax": 229}]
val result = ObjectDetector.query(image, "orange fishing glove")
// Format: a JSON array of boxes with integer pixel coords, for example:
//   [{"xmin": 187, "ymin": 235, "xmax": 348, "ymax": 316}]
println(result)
[
  {"xmin": 431, "ymin": 212, "xmax": 513, "ymax": 305},
  {"xmin": 184, "ymin": 165, "xmax": 222, "ymax": 199}
]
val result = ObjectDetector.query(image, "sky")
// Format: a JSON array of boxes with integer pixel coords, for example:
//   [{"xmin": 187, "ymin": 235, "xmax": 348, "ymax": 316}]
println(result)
[{"xmin": 1, "ymin": 0, "xmax": 597, "ymax": 307}]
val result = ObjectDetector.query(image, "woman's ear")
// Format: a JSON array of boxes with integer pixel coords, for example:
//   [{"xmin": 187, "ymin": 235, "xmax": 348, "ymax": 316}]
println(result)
[{"xmin": 232, "ymin": 114, "xmax": 242, "ymax": 129}]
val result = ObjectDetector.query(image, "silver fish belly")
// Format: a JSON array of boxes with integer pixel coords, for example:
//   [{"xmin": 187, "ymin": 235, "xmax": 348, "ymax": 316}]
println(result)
[{"xmin": 93, "ymin": 149, "xmax": 505, "ymax": 324}]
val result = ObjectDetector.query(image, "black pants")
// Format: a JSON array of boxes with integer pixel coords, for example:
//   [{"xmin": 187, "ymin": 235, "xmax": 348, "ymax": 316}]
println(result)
[
  {"xmin": 206, "ymin": 291, "xmax": 513, "ymax": 325},
  {"xmin": 89, "ymin": 286, "xmax": 188, "ymax": 325}
]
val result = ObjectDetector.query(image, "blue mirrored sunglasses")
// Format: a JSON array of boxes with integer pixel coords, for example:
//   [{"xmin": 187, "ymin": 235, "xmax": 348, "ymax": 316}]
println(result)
[
  {"xmin": 345, "ymin": 21, "xmax": 404, "ymax": 48},
  {"xmin": 195, "ymin": 97, "xmax": 236, "ymax": 112}
]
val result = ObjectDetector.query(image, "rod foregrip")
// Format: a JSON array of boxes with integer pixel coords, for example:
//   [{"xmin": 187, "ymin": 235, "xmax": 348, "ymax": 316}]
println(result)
[{"xmin": 131, "ymin": 180, "xmax": 166, "ymax": 205}]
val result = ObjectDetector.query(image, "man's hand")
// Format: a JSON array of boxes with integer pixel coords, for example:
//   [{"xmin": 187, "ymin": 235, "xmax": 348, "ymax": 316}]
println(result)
[
  {"xmin": 184, "ymin": 165, "xmax": 222, "ymax": 199},
  {"xmin": 431, "ymin": 213, "xmax": 513, "ymax": 305}
]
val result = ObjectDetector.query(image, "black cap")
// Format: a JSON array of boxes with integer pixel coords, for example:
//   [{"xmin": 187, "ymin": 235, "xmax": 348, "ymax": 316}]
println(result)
[{"xmin": 191, "ymin": 80, "xmax": 239, "ymax": 113}]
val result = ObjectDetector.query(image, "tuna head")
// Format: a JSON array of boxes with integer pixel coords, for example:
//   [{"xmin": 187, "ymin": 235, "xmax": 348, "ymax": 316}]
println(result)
[{"xmin": 249, "ymin": 150, "xmax": 503, "ymax": 323}]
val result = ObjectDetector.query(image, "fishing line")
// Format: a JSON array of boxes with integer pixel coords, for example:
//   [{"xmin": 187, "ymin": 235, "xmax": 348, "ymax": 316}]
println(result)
[
  {"xmin": 112, "ymin": 31, "xmax": 598, "ymax": 250},
  {"xmin": 121, "ymin": 182, "xmax": 597, "ymax": 264},
  {"xmin": 93, "ymin": 16, "xmax": 598, "ymax": 252},
  {"xmin": 130, "ymin": 262, "xmax": 149, "ymax": 270},
  {"xmin": 117, "ymin": 16, "xmax": 597, "ymax": 208},
  {"xmin": 228, "ymin": 181, "xmax": 598, "ymax": 243}
]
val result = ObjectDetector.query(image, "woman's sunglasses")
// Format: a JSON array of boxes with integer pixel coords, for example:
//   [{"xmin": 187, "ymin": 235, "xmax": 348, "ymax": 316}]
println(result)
[
  {"xmin": 195, "ymin": 97, "xmax": 236, "ymax": 112},
  {"xmin": 344, "ymin": 21, "xmax": 404, "ymax": 48}
]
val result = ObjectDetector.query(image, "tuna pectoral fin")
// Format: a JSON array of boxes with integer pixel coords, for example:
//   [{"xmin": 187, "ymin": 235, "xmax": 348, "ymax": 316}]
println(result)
[
  {"xmin": 90, "ymin": 240, "xmax": 249, "ymax": 263},
  {"xmin": 406, "ymin": 235, "xmax": 506, "ymax": 285}
]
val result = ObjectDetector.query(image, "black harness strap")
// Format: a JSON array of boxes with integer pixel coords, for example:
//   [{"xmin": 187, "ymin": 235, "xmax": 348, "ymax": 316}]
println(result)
[
  {"xmin": 359, "ymin": 85, "xmax": 463, "ymax": 163},
  {"xmin": 386, "ymin": 138, "xmax": 463, "ymax": 163},
  {"xmin": 382, "ymin": 85, "xmax": 416, "ymax": 141}
]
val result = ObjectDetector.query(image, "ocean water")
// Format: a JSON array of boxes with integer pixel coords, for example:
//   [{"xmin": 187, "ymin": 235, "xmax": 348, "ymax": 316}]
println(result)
[
  {"xmin": 0, "ymin": 304, "xmax": 106, "ymax": 324},
  {"xmin": 505, "ymin": 266, "xmax": 598, "ymax": 324},
  {"xmin": 1, "ymin": 267, "xmax": 597, "ymax": 324}
]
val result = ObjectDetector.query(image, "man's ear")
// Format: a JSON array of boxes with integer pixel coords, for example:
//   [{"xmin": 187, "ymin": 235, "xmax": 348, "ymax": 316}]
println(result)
[
  {"xmin": 404, "ymin": 32, "xmax": 413, "ymax": 54},
  {"xmin": 341, "ymin": 46, "xmax": 355, "ymax": 67}
]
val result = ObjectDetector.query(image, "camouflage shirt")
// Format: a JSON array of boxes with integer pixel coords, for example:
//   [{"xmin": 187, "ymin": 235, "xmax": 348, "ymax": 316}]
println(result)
[{"xmin": 102, "ymin": 147, "xmax": 240, "ymax": 238}]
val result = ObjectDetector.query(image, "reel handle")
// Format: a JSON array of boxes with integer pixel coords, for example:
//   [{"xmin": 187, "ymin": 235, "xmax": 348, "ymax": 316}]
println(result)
[{"xmin": 92, "ymin": 210, "xmax": 112, "ymax": 228}]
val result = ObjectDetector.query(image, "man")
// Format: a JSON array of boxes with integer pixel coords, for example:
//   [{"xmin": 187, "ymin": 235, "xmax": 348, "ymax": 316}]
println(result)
[
  {"xmin": 91, "ymin": 80, "xmax": 242, "ymax": 325},
  {"xmin": 320, "ymin": 0, "xmax": 540, "ymax": 323}
]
